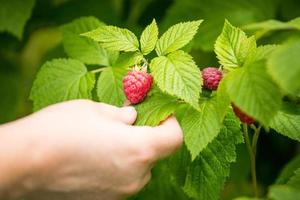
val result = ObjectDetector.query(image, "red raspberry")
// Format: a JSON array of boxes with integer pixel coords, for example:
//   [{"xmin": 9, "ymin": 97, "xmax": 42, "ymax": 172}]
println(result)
[
  {"xmin": 202, "ymin": 67, "xmax": 222, "ymax": 90},
  {"xmin": 232, "ymin": 104, "xmax": 255, "ymax": 125},
  {"xmin": 123, "ymin": 70, "xmax": 153, "ymax": 104}
]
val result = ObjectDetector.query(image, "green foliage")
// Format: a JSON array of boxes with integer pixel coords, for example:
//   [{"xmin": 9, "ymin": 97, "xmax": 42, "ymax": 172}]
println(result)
[
  {"xmin": 163, "ymin": 0, "xmax": 278, "ymax": 51},
  {"xmin": 215, "ymin": 20, "xmax": 257, "ymax": 69},
  {"xmin": 155, "ymin": 20, "xmax": 203, "ymax": 56},
  {"xmin": 61, "ymin": 16, "xmax": 114, "ymax": 65},
  {"xmin": 243, "ymin": 17, "xmax": 300, "ymax": 38},
  {"xmin": 268, "ymin": 40, "xmax": 300, "ymax": 96},
  {"xmin": 150, "ymin": 50, "xmax": 202, "ymax": 108},
  {"xmin": 96, "ymin": 66, "xmax": 127, "ymax": 107},
  {"xmin": 82, "ymin": 25, "xmax": 139, "ymax": 52},
  {"xmin": 4, "ymin": 1, "xmax": 299, "ymax": 199},
  {"xmin": 170, "ymin": 111, "xmax": 243, "ymax": 200},
  {"xmin": 134, "ymin": 91, "xmax": 179, "ymax": 126},
  {"xmin": 270, "ymin": 102, "xmax": 300, "ymax": 141},
  {"xmin": 140, "ymin": 19, "xmax": 158, "ymax": 55},
  {"xmin": 276, "ymin": 155, "xmax": 300, "ymax": 184},
  {"xmin": 225, "ymin": 60, "xmax": 282, "ymax": 126},
  {"xmin": 268, "ymin": 185, "xmax": 300, "ymax": 200},
  {"xmin": 181, "ymin": 98, "xmax": 223, "ymax": 160},
  {"xmin": 0, "ymin": 0, "xmax": 36, "ymax": 39},
  {"xmin": 30, "ymin": 59, "xmax": 95, "ymax": 111}
]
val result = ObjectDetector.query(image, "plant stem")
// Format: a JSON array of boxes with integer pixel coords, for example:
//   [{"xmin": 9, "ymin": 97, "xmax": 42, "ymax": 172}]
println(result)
[
  {"xmin": 90, "ymin": 67, "xmax": 106, "ymax": 74},
  {"xmin": 251, "ymin": 125, "xmax": 261, "ymax": 156},
  {"xmin": 243, "ymin": 124, "xmax": 259, "ymax": 197}
]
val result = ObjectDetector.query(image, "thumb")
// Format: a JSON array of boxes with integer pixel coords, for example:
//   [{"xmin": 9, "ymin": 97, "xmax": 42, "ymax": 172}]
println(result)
[{"xmin": 140, "ymin": 116, "xmax": 183, "ymax": 160}]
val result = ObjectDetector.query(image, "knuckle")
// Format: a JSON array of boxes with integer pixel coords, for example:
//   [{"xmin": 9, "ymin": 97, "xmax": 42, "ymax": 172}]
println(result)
[
  {"xmin": 134, "ymin": 144, "xmax": 155, "ymax": 164},
  {"xmin": 123, "ymin": 181, "xmax": 143, "ymax": 194}
]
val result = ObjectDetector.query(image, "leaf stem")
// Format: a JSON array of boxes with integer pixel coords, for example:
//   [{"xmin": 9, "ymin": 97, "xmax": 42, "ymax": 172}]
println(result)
[
  {"xmin": 90, "ymin": 67, "xmax": 106, "ymax": 74},
  {"xmin": 243, "ymin": 124, "xmax": 259, "ymax": 197}
]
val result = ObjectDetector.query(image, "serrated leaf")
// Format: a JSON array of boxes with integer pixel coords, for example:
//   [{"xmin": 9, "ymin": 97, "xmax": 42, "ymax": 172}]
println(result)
[
  {"xmin": 181, "ymin": 98, "xmax": 223, "ymax": 160},
  {"xmin": 267, "ymin": 40, "xmax": 300, "ymax": 96},
  {"xmin": 177, "ymin": 111, "xmax": 243, "ymax": 200},
  {"xmin": 215, "ymin": 20, "xmax": 257, "ymax": 69},
  {"xmin": 150, "ymin": 50, "xmax": 201, "ymax": 108},
  {"xmin": 270, "ymin": 102, "xmax": 300, "ymax": 142},
  {"xmin": 155, "ymin": 20, "xmax": 203, "ymax": 56},
  {"xmin": 134, "ymin": 91, "xmax": 179, "ymax": 126},
  {"xmin": 0, "ymin": 0, "xmax": 35, "ymax": 39},
  {"xmin": 96, "ymin": 66, "xmax": 127, "ymax": 107},
  {"xmin": 225, "ymin": 60, "xmax": 282, "ymax": 126},
  {"xmin": 62, "ymin": 16, "xmax": 119, "ymax": 66},
  {"xmin": 30, "ymin": 59, "xmax": 95, "ymax": 111},
  {"xmin": 82, "ymin": 25, "xmax": 139, "ymax": 52},
  {"xmin": 140, "ymin": 19, "xmax": 158, "ymax": 55}
]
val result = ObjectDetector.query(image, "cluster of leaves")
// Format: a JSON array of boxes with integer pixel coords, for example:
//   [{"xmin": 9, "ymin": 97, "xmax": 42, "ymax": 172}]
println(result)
[{"xmin": 29, "ymin": 13, "xmax": 300, "ymax": 199}]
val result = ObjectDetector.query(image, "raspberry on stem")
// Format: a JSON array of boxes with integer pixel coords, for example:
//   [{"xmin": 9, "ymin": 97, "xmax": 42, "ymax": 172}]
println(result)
[
  {"xmin": 123, "ymin": 69, "xmax": 153, "ymax": 104},
  {"xmin": 232, "ymin": 104, "xmax": 255, "ymax": 125},
  {"xmin": 202, "ymin": 67, "xmax": 222, "ymax": 90}
]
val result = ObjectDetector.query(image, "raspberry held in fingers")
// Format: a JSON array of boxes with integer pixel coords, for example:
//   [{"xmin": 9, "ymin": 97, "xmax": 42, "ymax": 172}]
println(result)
[{"xmin": 123, "ymin": 70, "xmax": 153, "ymax": 104}]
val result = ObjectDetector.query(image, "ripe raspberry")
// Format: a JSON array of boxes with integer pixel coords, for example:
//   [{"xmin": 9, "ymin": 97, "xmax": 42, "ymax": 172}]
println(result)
[
  {"xmin": 202, "ymin": 67, "xmax": 222, "ymax": 90},
  {"xmin": 232, "ymin": 104, "xmax": 255, "ymax": 125},
  {"xmin": 123, "ymin": 70, "xmax": 153, "ymax": 104}
]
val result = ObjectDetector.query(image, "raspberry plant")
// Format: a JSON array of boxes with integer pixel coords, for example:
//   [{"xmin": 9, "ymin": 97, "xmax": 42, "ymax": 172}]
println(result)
[{"xmin": 29, "ymin": 16, "xmax": 300, "ymax": 200}]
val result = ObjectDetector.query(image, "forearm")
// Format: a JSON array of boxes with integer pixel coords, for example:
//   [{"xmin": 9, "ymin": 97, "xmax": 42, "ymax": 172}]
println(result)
[{"xmin": 0, "ymin": 119, "xmax": 38, "ymax": 199}]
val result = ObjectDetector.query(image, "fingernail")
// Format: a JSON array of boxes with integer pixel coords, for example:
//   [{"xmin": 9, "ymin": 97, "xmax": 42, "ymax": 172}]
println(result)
[{"xmin": 121, "ymin": 106, "xmax": 136, "ymax": 114}]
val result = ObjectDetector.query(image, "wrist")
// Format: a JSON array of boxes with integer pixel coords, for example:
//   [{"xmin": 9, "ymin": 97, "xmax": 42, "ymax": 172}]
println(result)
[{"xmin": 0, "ymin": 117, "xmax": 44, "ymax": 198}]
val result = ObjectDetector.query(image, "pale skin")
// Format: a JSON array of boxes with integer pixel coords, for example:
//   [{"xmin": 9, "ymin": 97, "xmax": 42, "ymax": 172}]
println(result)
[{"xmin": 0, "ymin": 100, "xmax": 183, "ymax": 200}]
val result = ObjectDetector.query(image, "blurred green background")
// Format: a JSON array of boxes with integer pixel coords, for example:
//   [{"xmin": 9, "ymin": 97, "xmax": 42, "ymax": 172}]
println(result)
[{"xmin": 0, "ymin": 0, "xmax": 299, "ymax": 199}]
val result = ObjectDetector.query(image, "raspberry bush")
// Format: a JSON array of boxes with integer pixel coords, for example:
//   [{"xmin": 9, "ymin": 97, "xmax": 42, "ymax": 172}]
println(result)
[{"xmin": 27, "ymin": 15, "xmax": 300, "ymax": 200}]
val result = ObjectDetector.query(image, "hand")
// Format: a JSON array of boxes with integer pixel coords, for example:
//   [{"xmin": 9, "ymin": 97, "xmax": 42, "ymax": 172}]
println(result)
[{"xmin": 1, "ymin": 100, "xmax": 183, "ymax": 200}]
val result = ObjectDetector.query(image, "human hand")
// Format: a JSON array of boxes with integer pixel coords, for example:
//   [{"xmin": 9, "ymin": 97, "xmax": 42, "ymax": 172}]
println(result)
[{"xmin": 8, "ymin": 100, "xmax": 182, "ymax": 200}]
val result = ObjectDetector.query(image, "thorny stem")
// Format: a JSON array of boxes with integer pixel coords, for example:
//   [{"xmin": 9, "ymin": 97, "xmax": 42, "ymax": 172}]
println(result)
[
  {"xmin": 243, "ymin": 124, "xmax": 260, "ymax": 197},
  {"xmin": 90, "ymin": 67, "xmax": 106, "ymax": 74}
]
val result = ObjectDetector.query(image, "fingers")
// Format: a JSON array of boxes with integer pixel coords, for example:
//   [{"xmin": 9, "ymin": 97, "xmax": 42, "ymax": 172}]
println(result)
[
  {"xmin": 133, "ymin": 116, "xmax": 183, "ymax": 161},
  {"xmin": 95, "ymin": 103, "xmax": 137, "ymax": 125}
]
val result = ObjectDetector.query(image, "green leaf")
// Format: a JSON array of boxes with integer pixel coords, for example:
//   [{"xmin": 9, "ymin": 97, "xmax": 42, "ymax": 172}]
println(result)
[
  {"xmin": 268, "ymin": 185, "xmax": 300, "ymax": 200},
  {"xmin": 276, "ymin": 155, "xmax": 300, "ymax": 185},
  {"xmin": 113, "ymin": 52, "xmax": 143, "ymax": 68},
  {"xmin": 82, "ymin": 25, "xmax": 139, "ymax": 52},
  {"xmin": 140, "ymin": 19, "xmax": 158, "ymax": 55},
  {"xmin": 214, "ymin": 20, "xmax": 257, "ymax": 69},
  {"xmin": 270, "ymin": 102, "xmax": 300, "ymax": 142},
  {"xmin": 225, "ymin": 60, "xmax": 282, "ymax": 126},
  {"xmin": 61, "ymin": 16, "xmax": 118, "ymax": 66},
  {"xmin": 267, "ymin": 40, "xmax": 300, "ymax": 96},
  {"xmin": 246, "ymin": 45, "xmax": 278, "ymax": 64},
  {"xmin": 30, "ymin": 59, "xmax": 95, "ymax": 111},
  {"xmin": 0, "ymin": 0, "xmax": 36, "ymax": 39},
  {"xmin": 155, "ymin": 20, "xmax": 203, "ymax": 56},
  {"xmin": 288, "ymin": 168, "xmax": 300, "ymax": 189},
  {"xmin": 181, "ymin": 97, "xmax": 224, "ymax": 160},
  {"xmin": 150, "ymin": 50, "xmax": 201, "ymax": 108},
  {"xmin": 162, "ymin": 0, "xmax": 277, "ymax": 51},
  {"xmin": 243, "ymin": 17, "xmax": 300, "ymax": 38},
  {"xmin": 183, "ymin": 111, "xmax": 243, "ymax": 199},
  {"xmin": 96, "ymin": 66, "xmax": 127, "ymax": 107},
  {"xmin": 134, "ymin": 91, "xmax": 179, "ymax": 126}
]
